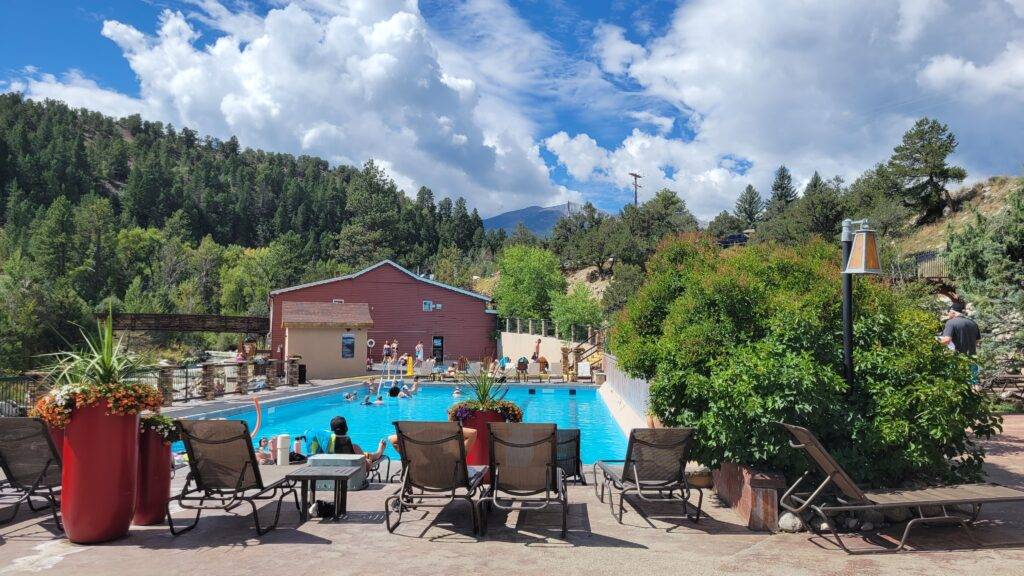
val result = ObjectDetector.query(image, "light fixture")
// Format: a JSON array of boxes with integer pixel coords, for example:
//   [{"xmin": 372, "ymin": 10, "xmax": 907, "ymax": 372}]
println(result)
[{"xmin": 842, "ymin": 222, "xmax": 882, "ymax": 275}]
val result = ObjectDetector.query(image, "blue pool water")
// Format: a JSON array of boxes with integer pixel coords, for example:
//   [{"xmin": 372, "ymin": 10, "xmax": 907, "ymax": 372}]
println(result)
[{"xmin": 189, "ymin": 385, "xmax": 627, "ymax": 464}]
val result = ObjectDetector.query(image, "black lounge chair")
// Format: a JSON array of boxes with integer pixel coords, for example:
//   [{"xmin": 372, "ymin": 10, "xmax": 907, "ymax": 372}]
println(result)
[
  {"xmin": 556, "ymin": 429, "xmax": 586, "ymax": 485},
  {"xmin": 593, "ymin": 427, "xmax": 703, "ymax": 522},
  {"xmin": 482, "ymin": 422, "xmax": 569, "ymax": 537},
  {"xmin": 333, "ymin": 435, "xmax": 391, "ymax": 484},
  {"xmin": 169, "ymin": 419, "xmax": 299, "ymax": 536},
  {"xmin": 778, "ymin": 422, "xmax": 1024, "ymax": 552},
  {"xmin": 0, "ymin": 418, "xmax": 62, "ymax": 530},
  {"xmin": 385, "ymin": 421, "xmax": 486, "ymax": 534}
]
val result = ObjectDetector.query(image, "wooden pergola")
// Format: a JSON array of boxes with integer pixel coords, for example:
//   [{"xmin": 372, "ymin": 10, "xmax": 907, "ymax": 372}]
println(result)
[{"xmin": 105, "ymin": 313, "xmax": 269, "ymax": 334}]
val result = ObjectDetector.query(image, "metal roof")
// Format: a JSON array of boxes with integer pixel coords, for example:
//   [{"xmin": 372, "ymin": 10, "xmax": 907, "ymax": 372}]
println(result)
[{"xmin": 269, "ymin": 259, "xmax": 492, "ymax": 302}]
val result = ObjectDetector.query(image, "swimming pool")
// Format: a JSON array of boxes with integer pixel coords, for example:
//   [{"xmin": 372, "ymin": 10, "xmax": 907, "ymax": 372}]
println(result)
[{"xmin": 189, "ymin": 385, "xmax": 628, "ymax": 464}]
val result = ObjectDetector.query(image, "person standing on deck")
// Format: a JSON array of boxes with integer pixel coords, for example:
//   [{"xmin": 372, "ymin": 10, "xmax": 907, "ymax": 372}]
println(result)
[
  {"xmin": 939, "ymin": 301, "xmax": 982, "ymax": 382},
  {"xmin": 532, "ymin": 338, "xmax": 541, "ymax": 361},
  {"xmin": 414, "ymin": 340, "xmax": 424, "ymax": 364}
]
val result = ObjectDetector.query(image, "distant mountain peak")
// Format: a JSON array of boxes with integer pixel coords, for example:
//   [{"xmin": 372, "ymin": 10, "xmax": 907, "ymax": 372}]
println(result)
[{"xmin": 482, "ymin": 202, "xmax": 588, "ymax": 236}]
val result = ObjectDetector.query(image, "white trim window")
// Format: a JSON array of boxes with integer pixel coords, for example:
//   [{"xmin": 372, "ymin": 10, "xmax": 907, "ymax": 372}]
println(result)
[{"xmin": 422, "ymin": 300, "xmax": 433, "ymax": 312}]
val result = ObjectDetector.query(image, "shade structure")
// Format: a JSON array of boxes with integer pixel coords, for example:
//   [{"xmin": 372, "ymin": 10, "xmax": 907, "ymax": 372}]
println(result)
[{"xmin": 843, "ymin": 225, "xmax": 882, "ymax": 274}]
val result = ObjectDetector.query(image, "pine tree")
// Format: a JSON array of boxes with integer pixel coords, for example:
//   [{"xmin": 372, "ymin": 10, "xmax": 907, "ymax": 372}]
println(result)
[
  {"xmin": 29, "ymin": 196, "xmax": 77, "ymax": 279},
  {"xmin": 733, "ymin": 184, "xmax": 764, "ymax": 227},
  {"xmin": 765, "ymin": 165, "xmax": 798, "ymax": 217},
  {"xmin": 888, "ymin": 117, "xmax": 966, "ymax": 221}
]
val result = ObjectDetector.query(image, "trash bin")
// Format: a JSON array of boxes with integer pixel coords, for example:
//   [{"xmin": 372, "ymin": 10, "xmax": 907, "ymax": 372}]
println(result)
[{"xmin": 298, "ymin": 364, "xmax": 307, "ymax": 383}]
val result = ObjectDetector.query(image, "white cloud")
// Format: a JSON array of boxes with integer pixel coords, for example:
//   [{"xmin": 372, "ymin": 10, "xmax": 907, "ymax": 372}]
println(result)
[
  {"xmin": 553, "ymin": 0, "xmax": 1024, "ymax": 219},
  {"xmin": 919, "ymin": 41, "xmax": 1024, "ymax": 102},
  {"xmin": 8, "ymin": 1, "xmax": 568, "ymax": 216}
]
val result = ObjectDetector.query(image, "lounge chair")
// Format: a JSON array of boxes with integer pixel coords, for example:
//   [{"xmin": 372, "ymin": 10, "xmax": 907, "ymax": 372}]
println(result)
[
  {"xmin": 556, "ymin": 429, "xmax": 586, "ymax": 485},
  {"xmin": 385, "ymin": 421, "xmax": 486, "ymax": 534},
  {"xmin": 482, "ymin": 423, "xmax": 568, "ymax": 537},
  {"xmin": 467, "ymin": 362, "xmax": 483, "ymax": 378},
  {"xmin": 526, "ymin": 362, "xmax": 542, "ymax": 382},
  {"xmin": 777, "ymin": 422, "xmax": 1024, "ymax": 553},
  {"xmin": 168, "ymin": 419, "xmax": 299, "ymax": 536},
  {"xmin": 0, "ymin": 418, "xmax": 62, "ymax": 530},
  {"xmin": 547, "ymin": 362, "xmax": 563, "ymax": 383},
  {"xmin": 576, "ymin": 361, "xmax": 592, "ymax": 382},
  {"xmin": 333, "ymin": 436, "xmax": 391, "ymax": 484},
  {"xmin": 593, "ymin": 428, "xmax": 703, "ymax": 522}
]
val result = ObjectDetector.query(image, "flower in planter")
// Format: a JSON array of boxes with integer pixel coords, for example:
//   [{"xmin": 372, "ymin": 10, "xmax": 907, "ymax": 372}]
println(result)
[
  {"xmin": 140, "ymin": 413, "xmax": 179, "ymax": 443},
  {"xmin": 30, "ymin": 310, "xmax": 162, "ymax": 428},
  {"xmin": 446, "ymin": 364, "xmax": 524, "ymax": 423}
]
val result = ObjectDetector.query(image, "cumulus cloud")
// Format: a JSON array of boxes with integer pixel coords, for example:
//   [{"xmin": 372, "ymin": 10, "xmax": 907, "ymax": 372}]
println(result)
[
  {"xmin": 10, "ymin": 1, "xmax": 570, "ymax": 216},
  {"xmin": 547, "ymin": 0, "xmax": 1024, "ymax": 218}
]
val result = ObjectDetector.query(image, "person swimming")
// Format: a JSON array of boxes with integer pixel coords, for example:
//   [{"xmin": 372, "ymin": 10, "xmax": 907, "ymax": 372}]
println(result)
[
  {"xmin": 343, "ymin": 391, "xmax": 357, "ymax": 401},
  {"xmin": 362, "ymin": 395, "xmax": 372, "ymax": 405},
  {"xmin": 452, "ymin": 386, "xmax": 462, "ymax": 397},
  {"xmin": 373, "ymin": 396, "xmax": 384, "ymax": 405},
  {"xmin": 388, "ymin": 384, "xmax": 401, "ymax": 398}
]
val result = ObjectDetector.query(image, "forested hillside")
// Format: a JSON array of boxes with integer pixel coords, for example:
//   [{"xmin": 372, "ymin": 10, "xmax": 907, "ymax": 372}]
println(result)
[{"xmin": 0, "ymin": 94, "xmax": 499, "ymax": 371}]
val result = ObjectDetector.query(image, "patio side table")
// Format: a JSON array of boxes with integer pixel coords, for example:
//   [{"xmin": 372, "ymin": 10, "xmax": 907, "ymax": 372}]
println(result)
[{"xmin": 286, "ymin": 465, "xmax": 362, "ymax": 521}]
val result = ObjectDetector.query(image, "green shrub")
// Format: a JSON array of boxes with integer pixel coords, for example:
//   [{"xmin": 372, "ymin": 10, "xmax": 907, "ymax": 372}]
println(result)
[{"xmin": 609, "ymin": 236, "xmax": 1000, "ymax": 486}]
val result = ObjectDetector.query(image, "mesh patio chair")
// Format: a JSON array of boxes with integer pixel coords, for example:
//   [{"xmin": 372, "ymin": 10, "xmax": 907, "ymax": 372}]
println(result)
[
  {"xmin": 0, "ymin": 418, "xmax": 62, "ymax": 530},
  {"xmin": 333, "ymin": 435, "xmax": 391, "ymax": 484},
  {"xmin": 526, "ymin": 362, "xmax": 542, "ymax": 382},
  {"xmin": 385, "ymin": 421, "xmax": 486, "ymax": 534},
  {"xmin": 547, "ymin": 362, "xmax": 564, "ymax": 383},
  {"xmin": 777, "ymin": 422, "xmax": 1024, "ymax": 553},
  {"xmin": 482, "ymin": 422, "xmax": 568, "ymax": 537},
  {"xmin": 593, "ymin": 428, "xmax": 703, "ymax": 522},
  {"xmin": 556, "ymin": 429, "xmax": 586, "ymax": 485},
  {"xmin": 168, "ymin": 419, "xmax": 299, "ymax": 536}
]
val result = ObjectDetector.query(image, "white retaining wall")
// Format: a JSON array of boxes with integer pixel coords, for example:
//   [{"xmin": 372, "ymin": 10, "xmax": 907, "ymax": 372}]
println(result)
[
  {"xmin": 598, "ymin": 353, "xmax": 650, "ymax": 434},
  {"xmin": 498, "ymin": 332, "xmax": 566, "ymax": 362}
]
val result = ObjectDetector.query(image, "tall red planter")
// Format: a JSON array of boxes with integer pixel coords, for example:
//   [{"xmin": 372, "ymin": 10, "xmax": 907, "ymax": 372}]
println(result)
[
  {"xmin": 133, "ymin": 428, "xmax": 171, "ymax": 526},
  {"xmin": 461, "ymin": 410, "xmax": 505, "ymax": 483},
  {"xmin": 62, "ymin": 402, "xmax": 140, "ymax": 544}
]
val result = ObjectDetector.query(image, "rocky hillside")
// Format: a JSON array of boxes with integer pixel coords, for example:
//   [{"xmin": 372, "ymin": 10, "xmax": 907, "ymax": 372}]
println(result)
[{"xmin": 899, "ymin": 176, "xmax": 1022, "ymax": 255}]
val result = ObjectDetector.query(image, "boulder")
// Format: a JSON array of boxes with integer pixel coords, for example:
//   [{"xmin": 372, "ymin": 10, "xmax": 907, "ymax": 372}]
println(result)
[{"xmin": 778, "ymin": 512, "xmax": 806, "ymax": 533}]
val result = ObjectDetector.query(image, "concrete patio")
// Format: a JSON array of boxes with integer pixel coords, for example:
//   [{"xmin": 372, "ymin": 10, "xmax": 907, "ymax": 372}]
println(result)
[{"xmin": 1, "ymin": 416, "xmax": 1022, "ymax": 576}]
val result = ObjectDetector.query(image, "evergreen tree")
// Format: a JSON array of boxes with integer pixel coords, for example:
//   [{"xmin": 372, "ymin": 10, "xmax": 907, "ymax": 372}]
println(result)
[
  {"xmin": 706, "ymin": 210, "xmax": 745, "ymax": 239},
  {"xmin": 734, "ymin": 184, "xmax": 764, "ymax": 227},
  {"xmin": 799, "ymin": 172, "xmax": 844, "ymax": 238},
  {"xmin": 29, "ymin": 196, "xmax": 77, "ymax": 279},
  {"xmin": 888, "ymin": 117, "xmax": 966, "ymax": 221},
  {"xmin": 765, "ymin": 165, "xmax": 797, "ymax": 217}
]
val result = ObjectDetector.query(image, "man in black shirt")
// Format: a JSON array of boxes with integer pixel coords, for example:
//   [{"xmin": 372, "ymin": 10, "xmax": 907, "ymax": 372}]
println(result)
[{"xmin": 940, "ymin": 301, "xmax": 981, "ymax": 355}]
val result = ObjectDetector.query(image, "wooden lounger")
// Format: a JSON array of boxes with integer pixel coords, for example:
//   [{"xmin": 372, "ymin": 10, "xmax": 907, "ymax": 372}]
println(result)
[{"xmin": 778, "ymin": 422, "xmax": 1024, "ymax": 553}]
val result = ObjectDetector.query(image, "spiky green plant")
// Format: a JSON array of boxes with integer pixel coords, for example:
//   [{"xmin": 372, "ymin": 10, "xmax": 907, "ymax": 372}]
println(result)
[
  {"xmin": 46, "ymin": 310, "xmax": 147, "ymax": 388},
  {"xmin": 462, "ymin": 369, "xmax": 507, "ymax": 410}
]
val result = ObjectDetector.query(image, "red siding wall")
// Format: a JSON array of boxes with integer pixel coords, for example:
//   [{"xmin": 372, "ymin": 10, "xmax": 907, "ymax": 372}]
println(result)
[{"xmin": 269, "ymin": 264, "xmax": 496, "ymax": 364}]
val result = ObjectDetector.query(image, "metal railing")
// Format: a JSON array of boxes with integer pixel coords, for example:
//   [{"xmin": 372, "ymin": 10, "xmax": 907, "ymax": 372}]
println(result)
[
  {"xmin": 0, "ymin": 375, "xmax": 44, "ymax": 416},
  {"xmin": 499, "ymin": 316, "xmax": 599, "ymax": 344}
]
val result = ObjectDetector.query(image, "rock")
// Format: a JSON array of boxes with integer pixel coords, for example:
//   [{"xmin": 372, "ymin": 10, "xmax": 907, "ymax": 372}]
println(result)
[
  {"xmin": 860, "ymin": 510, "xmax": 885, "ymax": 525},
  {"xmin": 845, "ymin": 517, "xmax": 860, "ymax": 530},
  {"xmin": 778, "ymin": 512, "xmax": 806, "ymax": 533},
  {"xmin": 861, "ymin": 522, "xmax": 875, "ymax": 531},
  {"xmin": 942, "ymin": 205, "xmax": 953, "ymax": 218},
  {"xmin": 884, "ymin": 507, "xmax": 913, "ymax": 523}
]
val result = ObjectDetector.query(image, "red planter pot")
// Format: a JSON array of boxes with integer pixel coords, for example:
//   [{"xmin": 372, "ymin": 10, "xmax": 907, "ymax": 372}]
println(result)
[
  {"xmin": 62, "ymin": 402, "xmax": 140, "ymax": 544},
  {"xmin": 460, "ymin": 410, "xmax": 506, "ymax": 483},
  {"xmin": 133, "ymin": 428, "xmax": 171, "ymax": 526}
]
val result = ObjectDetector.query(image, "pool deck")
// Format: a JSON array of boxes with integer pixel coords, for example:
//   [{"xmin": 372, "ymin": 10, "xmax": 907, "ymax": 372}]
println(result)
[{"xmin": 1, "ymin": 415, "xmax": 1023, "ymax": 575}]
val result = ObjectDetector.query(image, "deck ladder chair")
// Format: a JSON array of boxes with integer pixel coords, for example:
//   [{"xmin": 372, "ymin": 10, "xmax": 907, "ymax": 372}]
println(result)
[
  {"xmin": 777, "ymin": 422, "xmax": 1024, "ymax": 553},
  {"xmin": 0, "ymin": 418, "xmax": 63, "ymax": 530},
  {"xmin": 168, "ymin": 419, "xmax": 299, "ymax": 536},
  {"xmin": 482, "ymin": 423, "xmax": 568, "ymax": 537},
  {"xmin": 593, "ymin": 428, "xmax": 703, "ymax": 522}
]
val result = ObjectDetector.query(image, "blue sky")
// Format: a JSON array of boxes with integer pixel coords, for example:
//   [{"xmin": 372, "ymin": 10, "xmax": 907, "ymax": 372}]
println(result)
[{"xmin": 3, "ymin": 1, "xmax": 1022, "ymax": 218}]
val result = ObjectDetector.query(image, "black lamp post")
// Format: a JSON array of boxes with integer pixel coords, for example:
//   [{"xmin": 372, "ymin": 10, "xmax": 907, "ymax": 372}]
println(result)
[{"xmin": 840, "ymin": 218, "xmax": 882, "ymax": 386}]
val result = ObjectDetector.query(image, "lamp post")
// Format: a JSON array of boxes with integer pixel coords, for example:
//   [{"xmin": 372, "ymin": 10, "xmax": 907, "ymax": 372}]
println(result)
[{"xmin": 840, "ymin": 219, "xmax": 882, "ymax": 386}]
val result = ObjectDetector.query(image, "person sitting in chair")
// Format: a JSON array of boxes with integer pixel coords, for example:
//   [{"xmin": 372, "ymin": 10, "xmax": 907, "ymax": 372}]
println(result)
[{"xmin": 330, "ymin": 416, "xmax": 387, "ymax": 472}]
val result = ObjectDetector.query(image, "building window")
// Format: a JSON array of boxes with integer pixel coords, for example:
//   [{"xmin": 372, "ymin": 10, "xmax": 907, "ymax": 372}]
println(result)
[
  {"xmin": 422, "ymin": 300, "xmax": 433, "ymax": 311},
  {"xmin": 341, "ymin": 334, "xmax": 355, "ymax": 359},
  {"xmin": 332, "ymin": 298, "xmax": 345, "ymax": 304},
  {"xmin": 434, "ymin": 303, "xmax": 442, "ymax": 311}
]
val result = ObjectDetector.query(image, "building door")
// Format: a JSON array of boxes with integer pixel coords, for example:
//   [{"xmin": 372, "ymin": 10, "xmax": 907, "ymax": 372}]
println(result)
[{"xmin": 431, "ymin": 336, "xmax": 444, "ymax": 362}]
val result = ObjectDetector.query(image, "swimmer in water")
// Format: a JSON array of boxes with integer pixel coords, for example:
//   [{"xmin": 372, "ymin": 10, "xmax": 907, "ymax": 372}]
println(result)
[{"xmin": 452, "ymin": 386, "xmax": 462, "ymax": 397}]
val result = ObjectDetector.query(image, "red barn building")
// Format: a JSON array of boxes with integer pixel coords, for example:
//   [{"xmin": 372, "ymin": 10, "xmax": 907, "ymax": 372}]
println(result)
[{"xmin": 268, "ymin": 260, "xmax": 497, "ymax": 369}]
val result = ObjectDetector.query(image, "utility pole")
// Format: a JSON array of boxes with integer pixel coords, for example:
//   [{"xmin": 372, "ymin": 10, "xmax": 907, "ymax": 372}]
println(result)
[{"xmin": 628, "ymin": 172, "xmax": 642, "ymax": 206}]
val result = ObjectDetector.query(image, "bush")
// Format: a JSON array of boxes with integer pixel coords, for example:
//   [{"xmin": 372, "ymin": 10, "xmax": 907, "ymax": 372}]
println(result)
[
  {"xmin": 492, "ymin": 245, "xmax": 565, "ymax": 318},
  {"xmin": 609, "ymin": 236, "xmax": 1000, "ymax": 486},
  {"xmin": 550, "ymin": 284, "xmax": 603, "ymax": 336}
]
